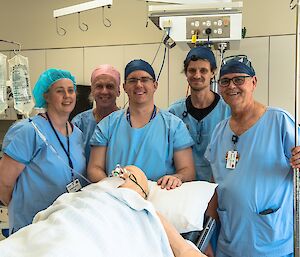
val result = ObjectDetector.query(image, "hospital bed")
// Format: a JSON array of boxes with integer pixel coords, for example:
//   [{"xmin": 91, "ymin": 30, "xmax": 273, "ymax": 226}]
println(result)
[
  {"xmin": 182, "ymin": 216, "xmax": 217, "ymax": 252},
  {"xmin": 0, "ymin": 178, "xmax": 217, "ymax": 256}
]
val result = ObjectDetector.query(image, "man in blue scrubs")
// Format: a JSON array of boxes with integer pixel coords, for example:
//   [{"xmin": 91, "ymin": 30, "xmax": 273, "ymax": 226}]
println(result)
[
  {"xmin": 169, "ymin": 46, "xmax": 230, "ymax": 182},
  {"xmin": 205, "ymin": 55, "xmax": 300, "ymax": 257},
  {"xmin": 88, "ymin": 59, "xmax": 195, "ymax": 190},
  {"xmin": 72, "ymin": 64, "xmax": 120, "ymax": 162}
]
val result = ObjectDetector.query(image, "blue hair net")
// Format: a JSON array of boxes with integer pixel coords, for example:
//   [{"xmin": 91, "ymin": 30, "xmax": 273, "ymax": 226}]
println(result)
[
  {"xmin": 125, "ymin": 59, "xmax": 156, "ymax": 81},
  {"xmin": 184, "ymin": 46, "xmax": 217, "ymax": 70},
  {"xmin": 33, "ymin": 68, "xmax": 76, "ymax": 108},
  {"xmin": 220, "ymin": 56, "xmax": 256, "ymax": 78}
]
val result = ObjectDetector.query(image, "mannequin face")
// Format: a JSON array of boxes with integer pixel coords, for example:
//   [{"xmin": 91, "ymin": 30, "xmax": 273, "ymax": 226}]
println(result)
[{"xmin": 117, "ymin": 165, "xmax": 149, "ymax": 199}]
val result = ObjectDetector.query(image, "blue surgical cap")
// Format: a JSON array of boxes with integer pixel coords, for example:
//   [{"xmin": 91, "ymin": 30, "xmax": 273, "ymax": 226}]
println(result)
[
  {"xmin": 184, "ymin": 46, "xmax": 217, "ymax": 70},
  {"xmin": 220, "ymin": 57, "xmax": 256, "ymax": 78},
  {"xmin": 125, "ymin": 59, "xmax": 156, "ymax": 81},
  {"xmin": 33, "ymin": 68, "xmax": 76, "ymax": 108}
]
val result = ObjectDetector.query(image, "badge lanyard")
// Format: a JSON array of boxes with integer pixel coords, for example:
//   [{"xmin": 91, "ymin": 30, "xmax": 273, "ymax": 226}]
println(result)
[
  {"xmin": 225, "ymin": 135, "xmax": 240, "ymax": 169},
  {"xmin": 126, "ymin": 105, "xmax": 157, "ymax": 127},
  {"xmin": 46, "ymin": 112, "xmax": 74, "ymax": 181}
]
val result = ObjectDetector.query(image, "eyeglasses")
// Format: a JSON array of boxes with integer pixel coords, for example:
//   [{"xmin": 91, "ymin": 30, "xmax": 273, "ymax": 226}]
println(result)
[
  {"xmin": 126, "ymin": 77, "xmax": 154, "ymax": 85},
  {"xmin": 221, "ymin": 55, "xmax": 253, "ymax": 69},
  {"xmin": 128, "ymin": 173, "xmax": 148, "ymax": 199},
  {"xmin": 111, "ymin": 164, "xmax": 148, "ymax": 199},
  {"xmin": 218, "ymin": 76, "xmax": 252, "ymax": 87}
]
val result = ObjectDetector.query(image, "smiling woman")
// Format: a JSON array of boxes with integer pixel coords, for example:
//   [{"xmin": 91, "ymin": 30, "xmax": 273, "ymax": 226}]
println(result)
[
  {"xmin": 0, "ymin": 68, "xmax": 87, "ymax": 235},
  {"xmin": 44, "ymin": 79, "xmax": 76, "ymax": 118}
]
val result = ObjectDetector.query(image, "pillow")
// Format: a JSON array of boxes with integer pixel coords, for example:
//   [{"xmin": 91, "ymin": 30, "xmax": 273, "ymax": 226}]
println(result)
[{"xmin": 147, "ymin": 180, "xmax": 217, "ymax": 233}]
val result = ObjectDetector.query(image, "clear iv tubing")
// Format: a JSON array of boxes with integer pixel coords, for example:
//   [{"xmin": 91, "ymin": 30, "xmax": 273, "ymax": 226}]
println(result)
[{"xmin": 29, "ymin": 119, "xmax": 91, "ymax": 185}]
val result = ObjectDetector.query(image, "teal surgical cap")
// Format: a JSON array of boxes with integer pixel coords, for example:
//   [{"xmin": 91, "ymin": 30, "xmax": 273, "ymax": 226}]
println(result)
[{"xmin": 33, "ymin": 68, "xmax": 76, "ymax": 108}]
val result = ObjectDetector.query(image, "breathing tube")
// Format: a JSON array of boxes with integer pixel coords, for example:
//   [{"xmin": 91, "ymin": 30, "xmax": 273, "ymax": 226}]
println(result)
[{"xmin": 29, "ymin": 118, "xmax": 91, "ymax": 185}]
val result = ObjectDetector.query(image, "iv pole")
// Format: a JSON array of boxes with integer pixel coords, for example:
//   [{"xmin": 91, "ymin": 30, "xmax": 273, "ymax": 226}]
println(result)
[{"xmin": 292, "ymin": 0, "xmax": 300, "ymax": 255}]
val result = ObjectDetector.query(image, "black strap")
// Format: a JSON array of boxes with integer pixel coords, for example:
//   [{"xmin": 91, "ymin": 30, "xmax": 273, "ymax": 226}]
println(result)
[
  {"xmin": 46, "ymin": 112, "xmax": 74, "ymax": 179},
  {"xmin": 232, "ymin": 135, "xmax": 239, "ymax": 150},
  {"xmin": 126, "ymin": 105, "xmax": 157, "ymax": 127},
  {"xmin": 232, "ymin": 135, "xmax": 239, "ymax": 144}
]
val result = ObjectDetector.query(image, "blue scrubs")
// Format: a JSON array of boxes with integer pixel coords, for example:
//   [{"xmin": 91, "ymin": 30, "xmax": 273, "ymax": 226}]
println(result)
[
  {"xmin": 90, "ymin": 109, "xmax": 194, "ymax": 181},
  {"xmin": 205, "ymin": 107, "xmax": 294, "ymax": 257},
  {"xmin": 3, "ymin": 115, "xmax": 86, "ymax": 234},
  {"xmin": 169, "ymin": 97, "xmax": 230, "ymax": 181},
  {"xmin": 72, "ymin": 109, "xmax": 97, "ymax": 161}
]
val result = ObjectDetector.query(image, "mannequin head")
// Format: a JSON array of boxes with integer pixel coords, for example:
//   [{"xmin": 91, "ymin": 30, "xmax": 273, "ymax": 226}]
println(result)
[{"xmin": 116, "ymin": 165, "xmax": 149, "ymax": 199}]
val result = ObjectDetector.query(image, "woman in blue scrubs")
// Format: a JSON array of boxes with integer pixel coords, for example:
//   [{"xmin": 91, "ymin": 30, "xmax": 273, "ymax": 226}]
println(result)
[
  {"xmin": 205, "ymin": 55, "xmax": 300, "ymax": 257},
  {"xmin": 0, "ymin": 69, "xmax": 87, "ymax": 234}
]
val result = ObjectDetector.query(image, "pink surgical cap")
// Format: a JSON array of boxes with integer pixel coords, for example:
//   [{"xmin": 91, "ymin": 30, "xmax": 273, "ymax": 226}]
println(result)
[{"xmin": 90, "ymin": 64, "xmax": 121, "ymax": 89}]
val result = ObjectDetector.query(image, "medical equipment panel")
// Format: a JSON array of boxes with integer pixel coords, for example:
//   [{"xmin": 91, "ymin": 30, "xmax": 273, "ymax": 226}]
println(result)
[
  {"xmin": 158, "ymin": 13, "xmax": 242, "ymax": 49},
  {"xmin": 186, "ymin": 15, "xmax": 231, "ymax": 40}
]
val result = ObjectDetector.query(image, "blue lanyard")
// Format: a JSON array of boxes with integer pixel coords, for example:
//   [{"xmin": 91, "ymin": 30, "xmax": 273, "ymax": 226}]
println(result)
[
  {"xmin": 46, "ymin": 112, "xmax": 74, "ymax": 179},
  {"xmin": 126, "ymin": 105, "xmax": 157, "ymax": 127}
]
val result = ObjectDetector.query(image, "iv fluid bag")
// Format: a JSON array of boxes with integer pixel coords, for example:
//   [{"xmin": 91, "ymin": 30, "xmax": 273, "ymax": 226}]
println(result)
[
  {"xmin": 0, "ymin": 53, "xmax": 8, "ymax": 114},
  {"xmin": 8, "ymin": 55, "xmax": 34, "ymax": 116}
]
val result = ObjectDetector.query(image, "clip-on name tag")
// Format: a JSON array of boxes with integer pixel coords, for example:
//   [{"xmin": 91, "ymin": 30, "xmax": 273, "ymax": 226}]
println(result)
[
  {"xmin": 66, "ymin": 178, "xmax": 82, "ymax": 193},
  {"xmin": 226, "ymin": 135, "xmax": 240, "ymax": 170},
  {"xmin": 226, "ymin": 150, "xmax": 238, "ymax": 169}
]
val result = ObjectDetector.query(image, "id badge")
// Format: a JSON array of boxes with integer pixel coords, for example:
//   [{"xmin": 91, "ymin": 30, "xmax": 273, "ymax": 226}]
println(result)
[
  {"xmin": 226, "ymin": 150, "xmax": 238, "ymax": 169},
  {"xmin": 66, "ymin": 178, "xmax": 82, "ymax": 193}
]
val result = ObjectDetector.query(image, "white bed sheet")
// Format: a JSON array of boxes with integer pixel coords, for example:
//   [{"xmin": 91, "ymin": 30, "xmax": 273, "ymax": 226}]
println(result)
[{"xmin": 0, "ymin": 178, "xmax": 174, "ymax": 257}]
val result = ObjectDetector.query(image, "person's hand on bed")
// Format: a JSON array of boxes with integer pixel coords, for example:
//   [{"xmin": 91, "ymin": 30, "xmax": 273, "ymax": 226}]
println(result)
[{"xmin": 157, "ymin": 175, "xmax": 183, "ymax": 190}]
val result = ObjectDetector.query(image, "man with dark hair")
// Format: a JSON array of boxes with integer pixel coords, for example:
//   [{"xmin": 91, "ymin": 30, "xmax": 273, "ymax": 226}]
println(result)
[
  {"xmin": 169, "ymin": 46, "xmax": 230, "ymax": 182},
  {"xmin": 88, "ymin": 59, "xmax": 195, "ymax": 190}
]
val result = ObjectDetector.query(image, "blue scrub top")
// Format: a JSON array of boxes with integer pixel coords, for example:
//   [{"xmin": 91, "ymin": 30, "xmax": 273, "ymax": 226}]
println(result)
[
  {"xmin": 3, "ymin": 115, "xmax": 87, "ymax": 234},
  {"xmin": 169, "ymin": 97, "xmax": 230, "ymax": 181},
  {"xmin": 205, "ymin": 107, "xmax": 294, "ymax": 257},
  {"xmin": 90, "ymin": 109, "xmax": 194, "ymax": 181},
  {"xmin": 72, "ymin": 109, "xmax": 97, "ymax": 161}
]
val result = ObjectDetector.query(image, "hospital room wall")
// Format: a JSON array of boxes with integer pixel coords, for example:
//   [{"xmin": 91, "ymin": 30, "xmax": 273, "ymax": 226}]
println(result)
[
  {"xmin": 0, "ymin": 0, "xmax": 297, "ymax": 115},
  {"xmin": 1, "ymin": 34, "xmax": 296, "ymax": 116}
]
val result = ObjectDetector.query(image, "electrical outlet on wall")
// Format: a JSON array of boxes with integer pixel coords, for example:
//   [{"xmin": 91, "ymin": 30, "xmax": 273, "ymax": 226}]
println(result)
[{"xmin": 163, "ymin": 19, "xmax": 172, "ymax": 28}]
